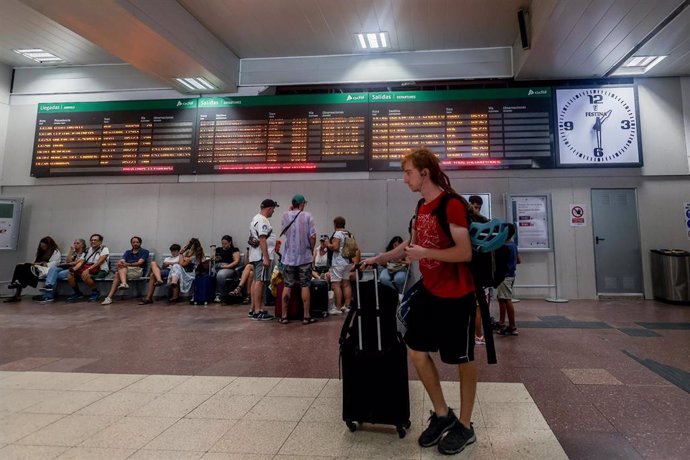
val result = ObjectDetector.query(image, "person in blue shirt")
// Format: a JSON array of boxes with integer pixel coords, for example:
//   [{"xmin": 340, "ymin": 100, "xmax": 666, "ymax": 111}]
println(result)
[
  {"xmin": 102, "ymin": 236, "xmax": 150, "ymax": 305},
  {"xmin": 496, "ymin": 224, "xmax": 520, "ymax": 336}
]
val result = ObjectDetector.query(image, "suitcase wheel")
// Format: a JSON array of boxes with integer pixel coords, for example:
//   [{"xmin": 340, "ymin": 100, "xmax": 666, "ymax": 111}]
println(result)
[
  {"xmin": 396, "ymin": 425, "xmax": 406, "ymax": 438},
  {"xmin": 345, "ymin": 420, "xmax": 357, "ymax": 432}
]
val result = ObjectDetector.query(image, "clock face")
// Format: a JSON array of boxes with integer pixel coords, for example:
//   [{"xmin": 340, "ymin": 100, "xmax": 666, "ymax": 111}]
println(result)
[{"xmin": 556, "ymin": 87, "xmax": 641, "ymax": 166}]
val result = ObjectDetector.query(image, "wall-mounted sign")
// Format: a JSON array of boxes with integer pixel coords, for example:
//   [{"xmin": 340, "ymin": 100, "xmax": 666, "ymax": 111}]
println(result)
[
  {"xmin": 507, "ymin": 194, "xmax": 552, "ymax": 251},
  {"xmin": 570, "ymin": 203, "xmax": 586, "ymax": 227}
]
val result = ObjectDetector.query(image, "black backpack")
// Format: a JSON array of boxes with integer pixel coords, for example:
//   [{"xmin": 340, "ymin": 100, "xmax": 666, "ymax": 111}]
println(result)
[{"xmin": 414, "ymin": 193, "xmax": 510, "ymax": 289}]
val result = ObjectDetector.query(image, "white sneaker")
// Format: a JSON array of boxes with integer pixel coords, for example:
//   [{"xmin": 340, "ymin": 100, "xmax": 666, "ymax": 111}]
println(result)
[
  {"xmin": 328, "ymin": 307, "xmax": 342, "ymax": 315},
  {"xmin": 340, "ymin": 305, "xmax": 351, "ymax": 313},
  {"xmin": 213, "ymin": 294, "xmax": 222, "ymax": 303},
  {"xmin": 101, "ymin": 297, "xmax": 113, "ymax": 305}
]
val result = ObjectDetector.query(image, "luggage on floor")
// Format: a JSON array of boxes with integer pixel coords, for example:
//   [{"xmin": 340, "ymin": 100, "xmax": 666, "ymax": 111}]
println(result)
[
  {"xmin": 309, "ymin": 278, "xmax": 329, "ymax": 318},
  {"xmin": 192, "ymin": 274, "xmax": 216, "ymax": 305},
  {"xmin": 192, "ymin": 253, "xmax": 216, "ymax": 305},
  {"xmin": 222, "ymin": 276, "xmax": 244, "ymax": 304},
  {"xmin": 274, "ymin": 282, "xmax": 302, "ymax": 320},
  {"xmin": 340, "ymin": 268, "xmax": 410, "ymax": 438}
]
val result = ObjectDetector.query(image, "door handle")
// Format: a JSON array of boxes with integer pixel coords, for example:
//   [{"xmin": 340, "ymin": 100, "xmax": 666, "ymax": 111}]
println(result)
[{"xmin": 595, "ymin": 236, "xmax": 606, "ymax": 244}]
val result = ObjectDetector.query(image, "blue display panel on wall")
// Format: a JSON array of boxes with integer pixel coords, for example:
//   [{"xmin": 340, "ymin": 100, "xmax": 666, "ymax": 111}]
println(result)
[
  {"xmin": 195, "ymin": 94, "xmax": 368, "ymax": 174},
  {"xmin": 368, "ymin": 88, "xmax": 555, "ymax": 171},
  {"xmin": 29, "ymin": 86, "xmax": 641, "ymax": 177},
  {"xmin": 31, "ymin": 99, "xmax": 198, "ymax": 177}
]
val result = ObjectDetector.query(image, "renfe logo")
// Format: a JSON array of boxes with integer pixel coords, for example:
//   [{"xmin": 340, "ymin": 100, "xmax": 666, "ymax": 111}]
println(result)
[{"xmin": 527, "ymin": 89, "xmax": 548, "ymax": 96}]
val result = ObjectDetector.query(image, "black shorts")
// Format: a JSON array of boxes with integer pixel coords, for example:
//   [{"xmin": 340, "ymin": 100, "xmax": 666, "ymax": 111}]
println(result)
[{"xmin": 404, "ymin": 287, "xmax": 476, "ymax": 364}]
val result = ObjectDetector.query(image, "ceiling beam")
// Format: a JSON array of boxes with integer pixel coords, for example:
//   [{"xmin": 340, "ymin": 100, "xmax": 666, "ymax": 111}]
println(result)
[{"xmin": 19, "ymin": 0, "xmax": 240, "ymax": 93}]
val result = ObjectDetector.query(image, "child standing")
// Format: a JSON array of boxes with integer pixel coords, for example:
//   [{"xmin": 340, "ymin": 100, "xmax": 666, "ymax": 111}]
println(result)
[{"xmin": 497, "ymin": 223, "xmax": 520, "ymax": 336}]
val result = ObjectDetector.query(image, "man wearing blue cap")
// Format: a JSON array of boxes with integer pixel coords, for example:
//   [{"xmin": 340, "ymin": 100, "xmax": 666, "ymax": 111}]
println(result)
[{"xmin": 278, "ymin": 194, "xmax": 317, "ymax": 324}]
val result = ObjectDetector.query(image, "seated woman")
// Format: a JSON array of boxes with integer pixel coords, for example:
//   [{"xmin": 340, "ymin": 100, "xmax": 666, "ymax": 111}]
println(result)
[
  {"xmin": 312, "ymin": 234, "xmax": 331, "ymax": 282},
  {"xmin": 213, "ymin": 235, "xmax": 241, "ymax": 303},
  {"xmin": 139, "ymin": 243, "xmax": 181, "ymax": 305},
  {"xmin": 39, "ymin": 238, "xmax": 86, "ymax": 303},
  {"xmin": 5, "ymin": 236, "xmax": 61, "ymax": 303},
  {"xmin": 379, "ymin": 236, "xmax": 409, "ymax": 294},
  {"xmin": 167, "ymin": 238, "xmax": 204, "ymax": 304}
]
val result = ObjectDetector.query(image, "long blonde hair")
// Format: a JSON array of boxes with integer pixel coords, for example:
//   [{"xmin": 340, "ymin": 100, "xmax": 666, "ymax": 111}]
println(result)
[{"xmin": 402, "ymin": 148, "xmax": 456, "ymax": 194}]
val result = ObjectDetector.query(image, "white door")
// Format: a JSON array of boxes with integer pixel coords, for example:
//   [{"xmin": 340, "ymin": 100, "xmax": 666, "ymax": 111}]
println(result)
[{"xmin": 591, "ymin": 189, "xmax": 644, "ymax": 294}]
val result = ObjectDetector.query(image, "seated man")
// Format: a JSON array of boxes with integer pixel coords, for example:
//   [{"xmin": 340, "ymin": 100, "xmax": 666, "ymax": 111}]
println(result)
[
  {"xmin": 213, "ymin": 235, "xmax": 241, "ymax": 303},
  {"xmin": 139, "ymin": 243, "xmax": 181, "ymax": 305},
  {"xmin": 66, "ymin": 233, "xmax": 110, "ymax": 303},
  {"xmin": 39, "ymin": 238, "xmax": 87, "ymax": 303},
  {"xmin": 102, "ymin": 236, "xmax": 150, "ymax": 305}
]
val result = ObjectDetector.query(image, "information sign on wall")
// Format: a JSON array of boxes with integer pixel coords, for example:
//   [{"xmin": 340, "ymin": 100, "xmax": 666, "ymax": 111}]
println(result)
[{"xmin": 507, "ymin": 194, "xmax": 552, "ymax": 251}]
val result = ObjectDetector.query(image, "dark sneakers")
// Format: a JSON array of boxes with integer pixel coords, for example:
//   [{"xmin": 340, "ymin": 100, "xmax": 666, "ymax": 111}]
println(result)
[
  {"xmin": 438, "ymin": 422, "xmax": 476, "ymax": 455},
  {"xmin": 418, "ymin": 408, "xmax": 459, "ymax": 447}
]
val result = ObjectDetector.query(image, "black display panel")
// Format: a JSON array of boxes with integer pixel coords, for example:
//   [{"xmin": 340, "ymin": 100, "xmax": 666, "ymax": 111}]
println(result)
[
  {"xmin": 195, "ymin": 94, "xmax": 368, "ymax": 173},
  {"xmin": 31, "ymin": 99, "xmax": 198, "ymax": 177},
  {"xmin": 368, "ymin": 88, "xmax": 555, "ymax": 170}
]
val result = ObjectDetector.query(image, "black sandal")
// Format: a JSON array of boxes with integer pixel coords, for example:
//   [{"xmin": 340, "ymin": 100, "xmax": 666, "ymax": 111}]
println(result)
[
  {"xmin": 302, "ymin": 317, "xmax": 317, "ymax": 325},
  {"xmin": 3, "ymin": 296, "xmax": 21, "ymax": 303},
  {"xmin": 278, "ymin": 317, "xmax": 289, "ymax": 324},
  {"xmin": 138, "ymin": 298, "xmax": 153, "ymax": 305}
]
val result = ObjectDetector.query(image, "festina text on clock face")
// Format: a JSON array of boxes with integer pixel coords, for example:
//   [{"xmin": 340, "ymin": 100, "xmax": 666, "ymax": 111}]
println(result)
[{"xmin": 557, "ymin": 87, "xmax": 639, "ymax": 165}]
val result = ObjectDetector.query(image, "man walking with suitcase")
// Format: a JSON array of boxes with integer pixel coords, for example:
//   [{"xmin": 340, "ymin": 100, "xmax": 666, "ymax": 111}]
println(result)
[
  {"xmin": 363, "ymin": 148, "xmax": 477, "ymax": 455},
  {"xmin": 278, "ymin": 194, "xmax": 317, "ymax": 324}
]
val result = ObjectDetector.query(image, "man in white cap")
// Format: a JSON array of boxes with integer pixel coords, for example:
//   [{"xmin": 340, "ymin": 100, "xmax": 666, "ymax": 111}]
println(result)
[
  {"xmin": 248, "ymin": 198, "xmax": 279, "ymax": 321},
  {"xmin": 278, "ymin": 194, "xmax": 317, "ymax": 325}
]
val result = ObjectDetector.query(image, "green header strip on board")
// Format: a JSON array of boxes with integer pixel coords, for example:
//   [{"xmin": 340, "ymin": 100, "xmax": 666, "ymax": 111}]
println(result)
[
  {"xmin": 368, "ymin": 87, "xmax": 551, "ymax": 102},
  {"xmin": 38, "ymin": 99, "xmax": 198, "ymax": 113},
  {"xmin": 198, "ymin": 93, "xmax": 369, "ymax": 108}
]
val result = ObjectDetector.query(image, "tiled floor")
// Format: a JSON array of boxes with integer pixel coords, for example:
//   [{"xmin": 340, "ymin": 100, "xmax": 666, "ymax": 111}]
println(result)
[
  {"xmin": 0, "ymin": 372, "xmax": 565, "ymax": 459},
  {"xmin": 1, "ymin": 296, "xmax": 689, "ymax": 459}
]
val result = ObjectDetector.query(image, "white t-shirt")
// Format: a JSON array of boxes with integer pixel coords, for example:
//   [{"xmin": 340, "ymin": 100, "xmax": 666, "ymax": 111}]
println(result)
[
  {"xmin": 249, "ymin": 213, "xmax": 276, "ymax": 262},
  {"xmin": 163, "ymin": 255, "xmax": 179, "ymax": 266},
  {"xmin": 331, "ymin": 230, "xmax": 350, "ymax": 267},
  {"xmin": 84, "ymin": 246, "xmax": 110, "ymax": 272}
]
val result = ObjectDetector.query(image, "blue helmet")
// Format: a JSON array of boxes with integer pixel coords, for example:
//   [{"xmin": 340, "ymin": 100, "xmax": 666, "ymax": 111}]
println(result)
[{"xmin": 469, "ymin": 219, "xmax": 509, "ymax": 253}]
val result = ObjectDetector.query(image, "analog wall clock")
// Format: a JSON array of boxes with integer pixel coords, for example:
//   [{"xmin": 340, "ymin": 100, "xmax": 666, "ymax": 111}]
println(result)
[{"xmin": 556, "ymin": 86, "xmax": 642, "ymax": 167}]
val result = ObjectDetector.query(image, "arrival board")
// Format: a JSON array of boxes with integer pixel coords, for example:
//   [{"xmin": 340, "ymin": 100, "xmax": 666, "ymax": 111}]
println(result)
[
  {"xmin": 31, "ymin": 99, "xmax": 198, "ymax": 177},
  {"xmin": 195, "ymin": 94, "xmax": 368, "ymax": 173},
  {"xmin": 368, "ymin": 88, "xmax": 554, "ymax": 170}
]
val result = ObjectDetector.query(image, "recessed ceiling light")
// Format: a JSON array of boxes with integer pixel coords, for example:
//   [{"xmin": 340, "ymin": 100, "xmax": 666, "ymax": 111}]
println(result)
[
  {"xmin": 14, "ymin": 48, "xmax": 63, "ymax": 64},
  {"xmin": 174, "ymin": 77, "xmax": 217, "ymax": 91},
  {"xmin": 354, "ymin": 32, "xmax": 390, "ymax": 50},
  {"xmin": 611, "ymin": 55, "xmax": 667, "ymax": 76}
]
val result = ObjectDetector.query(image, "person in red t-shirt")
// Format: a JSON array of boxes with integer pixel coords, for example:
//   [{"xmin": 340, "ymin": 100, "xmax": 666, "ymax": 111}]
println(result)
[{"xmin": 362, "ymin": 148, "xmax": 477, "ymax": 456}]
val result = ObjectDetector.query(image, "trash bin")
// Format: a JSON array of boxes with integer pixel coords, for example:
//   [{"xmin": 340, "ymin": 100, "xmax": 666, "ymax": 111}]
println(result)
[{"xmin": 650, "ymin": 249, "xmax": 690, "ymax": 303}]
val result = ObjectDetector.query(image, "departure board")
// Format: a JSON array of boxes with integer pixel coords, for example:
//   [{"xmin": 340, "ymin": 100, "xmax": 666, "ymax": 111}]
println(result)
[
  {"xmin": 368, "ymin": 88, "xmax": 554, "ymax": 170},
  {"xmin": 31, "ymin": 99, "xmax": 198, "ymax": 177},
  {"xmin": 195, "ymin": 94, "xmax": 368, "ymax": 173}
]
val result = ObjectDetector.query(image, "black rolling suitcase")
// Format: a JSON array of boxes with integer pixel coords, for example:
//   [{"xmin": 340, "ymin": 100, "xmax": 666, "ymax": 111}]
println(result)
[{"xmin": 339, "ymin": 269, "xmax": 411, "ymax": 438}]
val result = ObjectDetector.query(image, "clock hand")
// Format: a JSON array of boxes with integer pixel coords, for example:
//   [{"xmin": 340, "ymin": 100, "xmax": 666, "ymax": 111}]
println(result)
[
  {"xmin": 593, "ymin": 117, "xmax": 603, "ymax": 152},
  {"xmin": 599, "ymin": 109, "xmax": 612, "ymax": 124}
]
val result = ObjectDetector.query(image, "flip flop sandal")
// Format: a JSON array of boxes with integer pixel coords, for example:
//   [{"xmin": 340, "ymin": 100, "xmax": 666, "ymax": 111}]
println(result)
[
  {"xmin": 302, "ymin": 317, "xmax": 317, "ymax": 325},
  {"xmin": 278, "ymin": 317, "xmax": 289, "ymax": 324},
  {"xmin": 138, "ymin": 299, "xmax": 153, "ymax": 305}
]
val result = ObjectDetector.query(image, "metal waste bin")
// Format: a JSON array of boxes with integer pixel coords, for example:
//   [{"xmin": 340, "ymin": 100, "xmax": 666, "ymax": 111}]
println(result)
[{"xmin": 650, "ymin": 249, "xmax": 690, "ymax": 303}]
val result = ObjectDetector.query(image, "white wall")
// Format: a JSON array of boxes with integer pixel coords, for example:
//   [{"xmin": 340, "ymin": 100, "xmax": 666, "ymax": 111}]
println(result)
[
  {"xmin": 0, "ymin": 62, "xmax": 12, "ymax": 187},
  {"xmin": 1, "ymin": 66, "xmax": 689, "ymax": 300}
]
